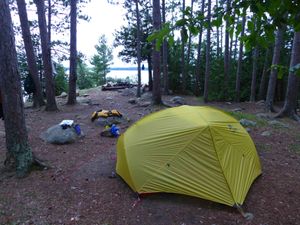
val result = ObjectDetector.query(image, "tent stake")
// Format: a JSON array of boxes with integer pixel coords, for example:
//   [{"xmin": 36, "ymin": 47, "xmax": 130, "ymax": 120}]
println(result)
[{"xmin": 235, "ymin": 204, "xmax": 254, "ymax": 220}]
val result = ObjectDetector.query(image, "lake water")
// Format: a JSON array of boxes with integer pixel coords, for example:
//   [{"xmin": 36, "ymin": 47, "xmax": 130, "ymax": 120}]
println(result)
[{"xmin": 106, "ymin": 69, "xmax": 149, "ymax": 84}]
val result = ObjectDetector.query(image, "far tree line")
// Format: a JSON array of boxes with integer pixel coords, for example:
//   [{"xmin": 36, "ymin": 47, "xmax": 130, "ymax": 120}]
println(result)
[{"xmin": 0, "ymin": 0, "xmax": 299, "ymax": 176}]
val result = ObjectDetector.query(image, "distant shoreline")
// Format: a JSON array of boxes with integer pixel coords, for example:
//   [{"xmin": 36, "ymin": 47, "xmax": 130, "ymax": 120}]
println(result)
[{"xmin": 110, "ymin": 67, "xmax": 148, "ymax": 71}]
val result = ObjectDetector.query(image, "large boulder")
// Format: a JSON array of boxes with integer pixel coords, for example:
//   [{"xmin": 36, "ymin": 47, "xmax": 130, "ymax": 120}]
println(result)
[
  {"xmin": 170, "ymin": 96, "xmax": 186, "ymax": 105},
  {"xmin": 40, "ymin": 124, "xmax": 79, "ymax": 144}
]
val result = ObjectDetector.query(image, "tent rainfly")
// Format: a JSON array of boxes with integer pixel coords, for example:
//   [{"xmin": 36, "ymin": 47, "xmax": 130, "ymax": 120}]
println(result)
[{"xmin": 116, "ymin": 106, "xmax": 261, "ymax": 206}]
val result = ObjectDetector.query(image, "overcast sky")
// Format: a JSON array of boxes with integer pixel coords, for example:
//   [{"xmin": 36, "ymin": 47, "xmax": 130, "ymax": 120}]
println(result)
[{"xmin": 77, "ymin": 0, "xmax": 129, "ymax": 67}]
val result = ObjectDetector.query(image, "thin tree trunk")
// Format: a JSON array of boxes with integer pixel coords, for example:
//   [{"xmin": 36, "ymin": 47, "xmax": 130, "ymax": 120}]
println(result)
[
  {"xmin": 135, "ymin": 0, "xmax": 142, "ymax": 97},
  {"xmin": 229, "ymin": 15, "xmax": 235, "ymax": 59},
  {"xmin": 216, "ymin": 0, "xmax": 220, "ymax": 58},
  {"xmin": 162, "ymin": 0, "xmax": 169, "ymax": 94},
  {"xmin": 203, "ymin": 0, "xmax": 211, "ymax": 103},
  {"xmin": 235, "ymin": 11, "xmax": 246, "ymax": 102},
  {"xmin": 223, "ymin": 0, "xmax": 231, "ymax": 100},
  {"xmin": 0, "ymin": 0, "xmax": 33, "ymax": 177},
  {"xmin": 147, "ymin": 55, "xmax": 153, "ymax": 91},
  {"xmin": 258, "ymin": 48, "xmax": 270, "ymax": 100},
  {"xmin": 194, "ymin": 0, "xmax": 205, "ymax": 96},
  {"xmin": 250, "ymin": 47, "xmax": 259, "ymax": 102},
  {"xmin": 186, "ymin": 0, "xmax": 194, "ymax": 65},
  {"xmin": 67, "ymin": 0, "xmax": 77, "ymax": 104},
  {"xmin": 48, "ymin": 0, "xmax": 51, "ymax": 53},
  {"xmin": 16, "ymin": 0, "xmax": 45, "ymax": 108},
  {"xmin": 220, "ymin": 26, "xmax": 223, "ymax": 57},
  {"xmin": 152, "ymin": 0, "xmax": 162, "ymax": 104},
  {"xmin": 181, "ymin": 0, "xmax": 186, "ymax": 93},
  {"xmin": 34, "ymin": 0, "xmax": 58, "ymax": 111},
  {"xmin": 233, "ymin": 22, "xmax": 238, "ymax": 61},
  {"xmin": 265, "ymin": 28, "xmax": 284, "ymax": 112},
  {"xmin": 276, "ymin": 31, "xmax": 300, "ymax": 121}
]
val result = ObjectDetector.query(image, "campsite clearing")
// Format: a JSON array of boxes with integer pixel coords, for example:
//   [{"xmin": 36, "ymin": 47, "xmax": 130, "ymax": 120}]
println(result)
[{"xmin": 0, "ymin": 87, "xmax": 299, "ymax": 225}]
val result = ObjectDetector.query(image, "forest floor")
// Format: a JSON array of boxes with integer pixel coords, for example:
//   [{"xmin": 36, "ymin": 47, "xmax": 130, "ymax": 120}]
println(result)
[{"xmin": 0, "ymin": 87, "xmax": 300, "ymax": 225}]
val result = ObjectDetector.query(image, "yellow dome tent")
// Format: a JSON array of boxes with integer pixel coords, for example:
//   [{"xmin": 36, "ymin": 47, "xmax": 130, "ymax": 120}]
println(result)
[{"xmin": 116, "ymin": 106, "xmax": 261, "ymax": 206}]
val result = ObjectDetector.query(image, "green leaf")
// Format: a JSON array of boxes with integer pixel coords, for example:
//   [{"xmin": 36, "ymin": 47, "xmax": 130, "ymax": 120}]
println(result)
[
  {"xmin": 175, "ymin": 19, "xmax": 187, "ymax": 27},
  {"xmin": 247, "ymin": 21, "xmax": 255, "ymax": 31},
  {"xmin": 236, "ymin": 23, "xmax": 242, "ymax": 36}
]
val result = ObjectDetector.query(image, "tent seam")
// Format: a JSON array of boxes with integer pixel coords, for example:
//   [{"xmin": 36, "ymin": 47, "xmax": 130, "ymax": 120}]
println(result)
[{"xmin": 207, "ymin": 125, "xmax": 236, "ymax": 206}]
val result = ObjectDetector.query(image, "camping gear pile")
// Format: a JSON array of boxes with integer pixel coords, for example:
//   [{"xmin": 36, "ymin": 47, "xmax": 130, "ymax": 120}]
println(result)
[
  {"xmin": 91, "ymin": 109, "xmax": 122, "ymax": 137},
  {"xmin": 116, "ymin": 105, "xmax": 261, "ymax": 207}
]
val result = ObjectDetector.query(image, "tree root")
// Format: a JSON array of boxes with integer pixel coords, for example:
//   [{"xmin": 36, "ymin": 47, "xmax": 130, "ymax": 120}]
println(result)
[
  {"xmin": 275, "ymin": 111, "xmax": 300, "ymax": 122},
  {"xmin": 31, "ymin": 153, "xmax": 50, "ymax": 171},
  {"xmin": 3, "ymin": 153, "xmax": 49, "ymax": 179}
]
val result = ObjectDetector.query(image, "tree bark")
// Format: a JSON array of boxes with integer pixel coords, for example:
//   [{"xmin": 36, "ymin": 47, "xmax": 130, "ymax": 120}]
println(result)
[
  {"xmin": 276, "ymin": 31, "xmax": 300, "ymax": 121},
  {"xmin": 16, "ymin": 0, "xmax": 45, "ymax": 108},
  {"xmin": 186, "ymin": 0, "xmax": 194, "ymax": 67},
  {"xmin": 162, "ymin": 0, "xmax": 169, "ymax": 95},
  {"xmin": 216, "ymin": 0, "xmax": 220, "ymax": 58},
  {"xmin": 265, "ymin": 28, "xmax": 284, "ymax": 112},
  {"xmin": 147, "ymin": 54, "xmax": 153, "ymax": 91},
  {"xmin": 223, "ymin": 0, "xmax": 231, "ymax": 100},
  {"xmin": 67, "ymin": 0, "xmax": 77, "ymax": 105},
  {"xmin": 48, "ymin": 0, "xmax": 51, "ymax": 52},
  {"xmin": 180, "ymin": 0, "xmax": 186, "ymax": 93},
  {"xmin": 34, "ymin": 0, "xmax": 58, "ymax": 111},
  {"xmin": 203, "ymin": 0, "xmax": 211, "ymax": 103},
  {"xmin": 194, "ymin": 0, "xmax": 205, "ymax": 96},
  {"xmin": 235, "ymin": 11, "xmax": 246, "ymax": 102},
  {"xmin": 0, "ymin": 0, "xmax": 33, "ymax": 177},
  {"xmin": 258, "ymin": 48, "xmax": 270, "ymax": 100},
  {"xmin": 135, "ymin": 0, "xmax": 142, "ymax": 97},
  {"xmin": 250, "ymin": 47, "xmax": 259, "ymax": 102},
  {"xmin": 152, "ymin": 0, "xmax": 162, "ymax": 104}
]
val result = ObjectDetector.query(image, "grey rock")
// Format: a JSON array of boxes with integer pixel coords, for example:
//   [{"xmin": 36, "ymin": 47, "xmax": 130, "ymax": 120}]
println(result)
[
  {"xmin": 268, "ymin": 120, "xmax": 289, "ymax": 128},
  {"xmin": 106, "ymin": 97, "xmax": 113, "ymax": 101},
  {"xmin": 239, "ymin": 119, "xmax": 257, "ymax": 127},
  {"xmin": 138, "ymin": 101, "xmax": 152, "ymax": 107},
  {"xmin": 77, "ymin": 97, "xmax": 92, "ymax": 105},
  {"xmin": 121, "ymin": 88, "xmax": 136, "ymax": 97},
  {"xmin": 256, "ymin": 113, "xmax": 272, "ymax": 120},
  {"xmin": 58, "ymin": 92, "xmax": 68, "ymax": 98},
  {"xmin": 40, "ymin": 124, "xmax": 79, "ymax": 144},
  {"xmin": 170, "ymin": 96, "xmax": 185, "ymax": 105},
  {"xmin": 128, "ymin": 98, "xmax": 137, "ymax": 104},
  {"xmin": 256, "ymin": 100, "xmax": 265, "ymax": 105},
  {"xmin": 140, "ymin": 92, "xmax": 152, "ymax": 101},
  {"xmin": 261, "ymin": 131, "xmax": 272, "ymax": 136},
  {"xmin": 245, "ymin": 128, "xmax": 251, "ymax": 133},
  {"xmin": 232, "ymin": 107, "xmax": 244, "ymax": 112}
]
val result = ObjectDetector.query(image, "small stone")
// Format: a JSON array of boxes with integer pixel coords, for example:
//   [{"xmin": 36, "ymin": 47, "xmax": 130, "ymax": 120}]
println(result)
[
  {"xmin": 128, "ymin": 98, "xmax": 137, "ymax": 104},
  {"xmin": 239, "ymin": 119, "xmax": 257, "ymax": 127},
  {"xmin": 261, "ymin": 131, "xmax": 271, "ymax": 136},
  {"xmin": 232, "ymin": 107, "xmax": 243, "ymax": 112},
  {"xmin": 139, "ymin": 101, "xmax": 151, "ymax": 107}
]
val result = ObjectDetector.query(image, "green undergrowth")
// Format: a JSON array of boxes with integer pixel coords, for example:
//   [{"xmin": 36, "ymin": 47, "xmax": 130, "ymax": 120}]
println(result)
[
  {"xmin": 289, "ymin": 134, "xmax": 300, "ymax": 154},
  {"xmin": 225, "ymin": 111, "xmax": 268, "ymax": 127}
]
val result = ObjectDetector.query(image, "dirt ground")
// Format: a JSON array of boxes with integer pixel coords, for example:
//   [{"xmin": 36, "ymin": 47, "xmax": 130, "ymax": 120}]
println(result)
[{"xmin": 0, "ymin": 87, "xmax": 300, "ymax": 225}]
